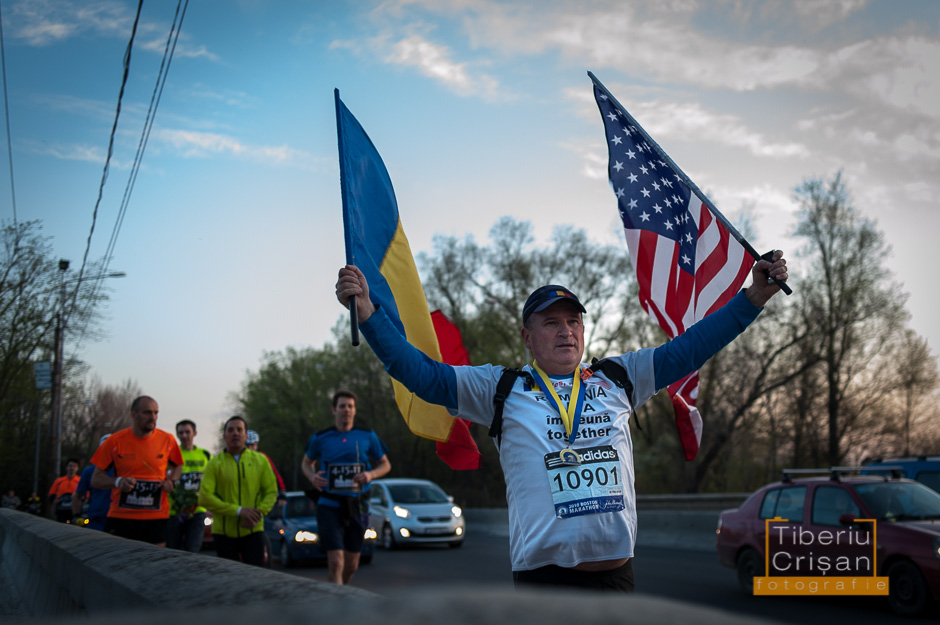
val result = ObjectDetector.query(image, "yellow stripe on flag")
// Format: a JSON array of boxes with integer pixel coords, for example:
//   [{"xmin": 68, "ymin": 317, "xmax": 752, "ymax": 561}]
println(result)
[{"xmin": 380, "ymin": 220, "xmax": 455, "ymax": 442}]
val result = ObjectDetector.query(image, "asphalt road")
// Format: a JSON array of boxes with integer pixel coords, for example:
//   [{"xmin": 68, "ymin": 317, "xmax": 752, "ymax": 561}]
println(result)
[{"xmin": 270, "ymin": 529, "xmax": 940, "ymax": 624}]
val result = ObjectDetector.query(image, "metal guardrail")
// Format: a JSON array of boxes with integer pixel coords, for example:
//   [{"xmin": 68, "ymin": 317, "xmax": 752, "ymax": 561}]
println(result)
[{"xmin": 636, "ymin": 493, "xmax": 751, "ymax": 510}]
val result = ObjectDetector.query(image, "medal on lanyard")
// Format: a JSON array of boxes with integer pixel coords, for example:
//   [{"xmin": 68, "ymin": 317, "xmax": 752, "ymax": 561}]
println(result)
[{"xmin": 531, "ymin": 362, "xmax": 586, "ymax": 466}]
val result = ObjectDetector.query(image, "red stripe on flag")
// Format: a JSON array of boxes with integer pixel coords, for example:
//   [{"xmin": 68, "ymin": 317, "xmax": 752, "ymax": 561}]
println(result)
[
  {"xmin": 431, "ymin": 310, "xmax": 481, "ymax": 471},
  {"xmin": 634, "ymin": 230, "xmax": 658, "ymax": 312},
  {"xmin": 694, "ymin": 206, "xmax": 726, "ymax": 296},
  {"xmin": 705, "ymin": 255, "xmax": 753, "ymax": 318},
  {"xmin": 669, "ymin": 372, "xmax": 702, "ymax": 461}
]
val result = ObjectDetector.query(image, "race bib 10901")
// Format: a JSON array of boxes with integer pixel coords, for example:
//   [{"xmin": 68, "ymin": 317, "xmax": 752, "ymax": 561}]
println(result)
[{"xmin": 544, "ymin": 445, "xmax": 625, "ymax": 519}]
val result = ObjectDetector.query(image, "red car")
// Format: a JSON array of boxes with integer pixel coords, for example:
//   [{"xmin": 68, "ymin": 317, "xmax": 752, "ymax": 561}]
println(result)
[{"xmin": 716, "ymin": 468, "xmax": 940, "ymax": 616}]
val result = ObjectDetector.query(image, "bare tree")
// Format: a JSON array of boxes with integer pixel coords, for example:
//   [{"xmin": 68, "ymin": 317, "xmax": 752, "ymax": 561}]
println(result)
[
  {"xmin": 61, "ymin": 377, "xmax": 141, "ymax": 464},
  {"xmin": 887, "ymin": 330, "xmax": 940, "ymax": 456},
  {"xmin": 792, "ymin": 173, "xmax": 908, "ymax": 464}
]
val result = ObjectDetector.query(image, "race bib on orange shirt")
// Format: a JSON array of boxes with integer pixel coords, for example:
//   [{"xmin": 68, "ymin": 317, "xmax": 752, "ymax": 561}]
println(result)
[{"xmin": 117, "ymin": 480, "xmax": 162, "ymax": 511}]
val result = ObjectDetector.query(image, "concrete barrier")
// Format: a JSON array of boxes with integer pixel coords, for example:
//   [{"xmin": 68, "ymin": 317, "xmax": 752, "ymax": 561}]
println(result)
[
  {"xmin": 12, "ymin": 583, "xmax": 779, "ymax": 625},
  {"xmin": 0, "ymin": 508, "xmax": 371, "ymax": 618},
  {"xmin": 2, "ymin": 498, "xmax": 773, "ymax": 625}
]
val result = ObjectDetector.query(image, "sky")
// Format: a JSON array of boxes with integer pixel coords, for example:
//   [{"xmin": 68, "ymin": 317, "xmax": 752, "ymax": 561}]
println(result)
[{"xmin": 2, "ymin": 0, "xmax": 938, "ymax": 453}]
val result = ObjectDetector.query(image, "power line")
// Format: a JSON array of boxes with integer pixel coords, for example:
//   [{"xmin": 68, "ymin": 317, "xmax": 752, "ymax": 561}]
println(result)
[
  {"xmin": 70, "ymin": 0, "xmax": 144, "ymax": 319},
  {"xmin": 70, "ymin": 0, "xmax": 190, "ymax": 342},
  {"xmin": 0, "ymin": 0, "xmax": 17, "ymax": 226},
  {"xmin": 102, "ymin": 0, "xmax": 189, "ymax": 273}
]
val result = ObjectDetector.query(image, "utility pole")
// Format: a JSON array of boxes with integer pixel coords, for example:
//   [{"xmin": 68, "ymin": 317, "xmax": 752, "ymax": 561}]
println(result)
[{"xmin": 50, "ymin": 259, "xmax": 69, "ymax": 480}]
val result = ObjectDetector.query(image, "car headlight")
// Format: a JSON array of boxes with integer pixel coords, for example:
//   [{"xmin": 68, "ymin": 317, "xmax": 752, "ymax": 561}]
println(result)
[
  {"xmin": 393, "ymin": 505, "xmax": 411, "ymax": 519},
  {"xmin": 452, "ymin": 505, "xmax": 462, "ymax": 518},
  {"xmin": 934, "ymin": 537, "xmax": 940, "ymax": 560},
  {"xmin": 364, "ymin": 528, "xmax": 377, "ymax": 540},
  {"xmin": 204, "ymin": 516, "xmax": 213, "ymax": 526},
  {"xmin": 294, "ymin": 531, "xmax": 318, "ymax": 543}
]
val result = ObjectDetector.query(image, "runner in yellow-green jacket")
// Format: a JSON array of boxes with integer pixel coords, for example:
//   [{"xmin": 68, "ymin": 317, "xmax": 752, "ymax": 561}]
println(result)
[{"xmin": 199, "ymin": 416, "xmax": 277, "ymax": 566}]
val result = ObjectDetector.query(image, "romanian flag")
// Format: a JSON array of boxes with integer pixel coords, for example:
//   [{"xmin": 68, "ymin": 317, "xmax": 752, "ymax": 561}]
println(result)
[{"xmin": 334, "ymin": 89, "xmax": 458, "ymax": 445}]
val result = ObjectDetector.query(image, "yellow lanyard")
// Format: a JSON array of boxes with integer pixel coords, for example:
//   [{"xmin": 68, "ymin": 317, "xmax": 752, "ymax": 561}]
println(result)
[{"xmin": 531, "ymin": 361, "xmax": 584, "ymax": 443}]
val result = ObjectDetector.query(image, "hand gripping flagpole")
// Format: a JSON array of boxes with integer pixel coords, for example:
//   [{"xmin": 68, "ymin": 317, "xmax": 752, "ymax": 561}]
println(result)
[
  {"xmin": 335, "ymin": 88, "xmax": 360, "ymax": 346},
  {"xmin": 587, "ymin": 71, "xmax": 791, "ymax": 295}
]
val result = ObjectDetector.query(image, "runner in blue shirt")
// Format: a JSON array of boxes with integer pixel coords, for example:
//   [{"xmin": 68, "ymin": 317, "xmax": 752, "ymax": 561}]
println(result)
[
  {"xmin": 71, "ymin": 434, "xmax": 114, "ymax": 531},
  {"xmin": 301, "ymin": 390, "xmax": 391, "ymax": 585}
]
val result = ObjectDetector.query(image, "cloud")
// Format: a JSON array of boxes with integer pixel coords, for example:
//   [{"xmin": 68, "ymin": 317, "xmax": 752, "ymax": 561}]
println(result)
[
  {"xmin": 139, "ymin": 37, "xmax": 221, "ymax": 62},
  {"xmin": 7, "ymin": 0, "xmax": 136, "ymax": 46},
  {"xmin": 19, "ymin": 139, "xmax": 129, "ymax": 168},
  {"xmin": 627, "ymin": 100, "xmax": 809, "ymax": 157},
  {"xmin": 567, "ymin": 86, "xmax": 808, "ymax": 159},
  {"xmin": 181, "ymin": 84, "xmax": 258, "ymax": 109},
  {"xmin": 332, "ymin": 33, "xmax": 506, "ymax": 101},
  {"xmin": 559, "ymin": 140, "xmax": 608, "ymax": 180},
  {"xmin": 724, "ymin": 0, "xmax": 870, "ymax": 32},
  {"xmin": 155, "ymin": 129, "xmax": 317, "ymax": 168},
  {"xmin": 377, "ymin": 0, "xmax": 936, "ymax": 114},
  {"xmin": 386, "ymin": 35, "xmax": 473, "ymax": 90},
  {"xmin": 7, "ymin": 0, "xmax": 218, "ymax": 63},
  {"xmin": 383, "ymin": 1, "xmax": 823, "ymax": 90},
  {"xmin": 812, "ymin": 36, "xmax": 940, "ymax": 120},
  {"xmin": 790, "ymin": 0, "xmax": 869, "ymax": 27},
  {"xmin": 36, "ymin": 94, "xmax": 140, "ymax": 122}
]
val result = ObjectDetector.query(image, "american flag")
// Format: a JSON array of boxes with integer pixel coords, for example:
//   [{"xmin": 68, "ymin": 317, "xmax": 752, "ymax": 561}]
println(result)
[{"xmin": 591, "ymin": 82, "xmax": 753, "ymax": 461}]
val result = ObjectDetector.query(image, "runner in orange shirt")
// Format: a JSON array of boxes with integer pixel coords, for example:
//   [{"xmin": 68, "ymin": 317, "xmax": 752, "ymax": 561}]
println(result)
[
  {"xmin": 91, "ymin": 396, "xmax": 183, "ymax": 546},
  {"xmin": 48, "ymin": 458, "xmax": 81, "ymax": 522}
]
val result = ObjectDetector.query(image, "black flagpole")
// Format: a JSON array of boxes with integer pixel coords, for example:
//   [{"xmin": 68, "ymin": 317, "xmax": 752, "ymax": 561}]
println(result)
[
  {"xmin": 335, "ymin": 88, "xmax": 361, "ymax": 345},
  {"xmin": 588, "ymin": 71, "xmax": 791, "ymax": 295}
]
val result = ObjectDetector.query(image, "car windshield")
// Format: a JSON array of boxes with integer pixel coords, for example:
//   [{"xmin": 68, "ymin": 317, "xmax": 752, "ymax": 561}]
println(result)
[
  {"xmin": 852, "ymin": 481, "xmax": 940, "ymax": 521},
  {"xmin": 388, "ymin": 483, "xmax": 449, "ymax": 504},
  {"xmin": 284, "ymin": 496, "xmax": 317, "ymax": 518}
]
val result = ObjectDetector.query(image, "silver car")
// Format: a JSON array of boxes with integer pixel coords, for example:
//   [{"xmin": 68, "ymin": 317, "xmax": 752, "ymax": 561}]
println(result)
[{"xmin": 369, "ymin": 478, "xmax": 465, "ymax": 549}]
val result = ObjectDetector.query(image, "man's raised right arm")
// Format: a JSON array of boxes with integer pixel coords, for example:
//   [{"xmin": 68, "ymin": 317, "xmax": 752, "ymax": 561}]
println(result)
[{"xmin": 335, "ymin": 265, "xmax": 458, "ymax": 410}]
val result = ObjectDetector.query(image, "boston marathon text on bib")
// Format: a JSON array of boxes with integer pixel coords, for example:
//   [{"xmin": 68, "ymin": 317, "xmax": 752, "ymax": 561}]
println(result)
[{"xmin": 544, "ymin": 445, "xmax": 624, "ymax": 519}]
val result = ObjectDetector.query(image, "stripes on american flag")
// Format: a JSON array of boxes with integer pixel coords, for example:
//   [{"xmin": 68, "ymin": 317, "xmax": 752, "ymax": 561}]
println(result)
[{"xmin": 592, "ymin": 84, "xmax": 753, "ymax": 460}]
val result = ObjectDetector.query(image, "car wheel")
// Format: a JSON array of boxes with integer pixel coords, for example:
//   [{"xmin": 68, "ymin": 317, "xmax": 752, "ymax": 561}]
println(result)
[
  {"xmin": 382, "ymin": 522, "xmax": 397, "ymax": 550},
  {"xmin": 736, "ymin": 549, "xmax": 762, "ymax": 594},
  {"xmin": 360, "ymin": 553, "xmax": 373, "ymax": 565},
  {"xmin": 280, "ymin": 540, "xmax": 294, "ymax": 568},
  {"xmin": 887, "ymin": 560, "xmax": 929, "ymax": 616}
]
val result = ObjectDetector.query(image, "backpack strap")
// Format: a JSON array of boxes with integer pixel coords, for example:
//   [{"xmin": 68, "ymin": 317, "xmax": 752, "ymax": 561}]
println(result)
[
  {"xmin": 587, "ymin": 357, "xmax": 642, "ymax": 432},
  {"xmin": 489, "ymin": 368, "xmax": 534, "ymax": 449}
]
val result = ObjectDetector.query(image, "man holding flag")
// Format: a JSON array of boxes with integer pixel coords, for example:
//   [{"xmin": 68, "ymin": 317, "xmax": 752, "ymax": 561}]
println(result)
[
  {"xmin": 334, "ymin": 82, "xmax": 788, "ymax": 592},
  {"xmin": 336, "ymin": 255, "xmax": 785, "ymax": 591}
]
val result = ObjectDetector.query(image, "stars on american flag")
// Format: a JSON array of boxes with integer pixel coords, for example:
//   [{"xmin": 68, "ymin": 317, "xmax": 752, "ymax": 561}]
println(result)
[{"xmin": 596, "ymin": 89, "xmax": 697, "ymax": 268}]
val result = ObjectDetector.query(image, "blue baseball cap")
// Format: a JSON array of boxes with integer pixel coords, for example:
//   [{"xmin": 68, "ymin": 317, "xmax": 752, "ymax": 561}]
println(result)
[{"xmin": 522, "ymin": 285, "xmax": 585, "ymax": 324}]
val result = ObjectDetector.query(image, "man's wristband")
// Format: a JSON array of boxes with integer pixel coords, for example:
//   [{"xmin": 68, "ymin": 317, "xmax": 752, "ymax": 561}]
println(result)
[{"xmin": 114, "ymin": 477, "xmax": 122, "ymax": 489}]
